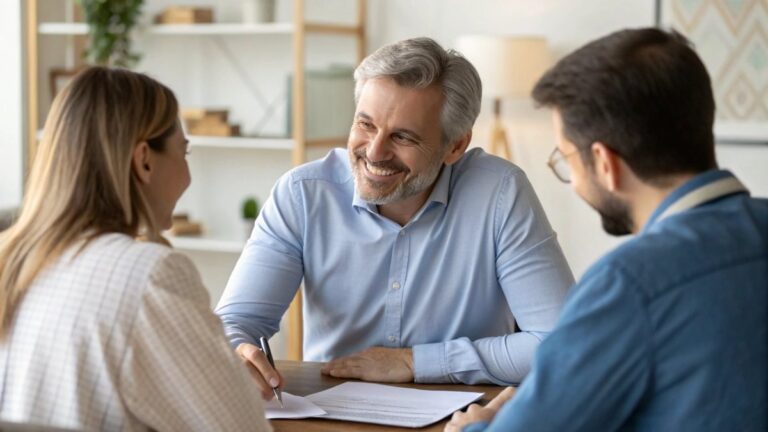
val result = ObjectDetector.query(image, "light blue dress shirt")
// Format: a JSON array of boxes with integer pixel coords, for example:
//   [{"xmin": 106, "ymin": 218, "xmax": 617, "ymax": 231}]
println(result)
[
  {"xmin": 216, "ymin": 148, "xmax": 574, "ymax": 384},
  {"xmin": 464, "ymin": 170, "xmax": 768, "ymax": 431}
]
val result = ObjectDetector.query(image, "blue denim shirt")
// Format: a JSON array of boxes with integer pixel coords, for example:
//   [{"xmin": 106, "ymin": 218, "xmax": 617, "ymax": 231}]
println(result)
[
  {"xmin": 215, "ymin": 148, "xmax": 574, "ymax": 384},
  {"xmin": 464, "ymin": 170, "xmax": 768, "ymax": 431}
]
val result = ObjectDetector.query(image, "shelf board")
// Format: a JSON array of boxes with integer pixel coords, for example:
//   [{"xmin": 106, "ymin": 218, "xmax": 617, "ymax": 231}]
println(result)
[
  {"xmin": 38, "ymin": 22, "xmax": 294, "ymax": 36},
  {"xmin": 304, "ymin": 22, "xmax": 361, "ymax": 36},
  {"xmin": 168, "ymin": 235, "xmax": 245, "ymax": 253},
  {"xmin": 37, "ymin": 130, "xmax": 294, "ymax": 151},
  {"xmin": 38, "ymin": 23, "xmax": 88, "ymax": 35},
  {"xmin": 147, "ymin": 22, "xmax": 294, "ymax": 35},
  {"xmin": 306, "ymin": 137, "xmax": 348, "ymax": 147},
  {"xmin": 188, "ymin": 135, "xmax": 293, "ymax": 150}
]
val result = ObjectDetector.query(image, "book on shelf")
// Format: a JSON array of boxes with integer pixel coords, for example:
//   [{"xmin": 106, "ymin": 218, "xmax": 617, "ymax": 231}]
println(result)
[
  {"xmin": 154, "ymin": 7, "xmax": 214, "ymax": 24},
  {"xmin": 286, "ymin": 65, "xmax": 356, "ymax": 140},
  {"xmin": 182, "ymin": 108, "xmax": 241, "ymax": 137}
]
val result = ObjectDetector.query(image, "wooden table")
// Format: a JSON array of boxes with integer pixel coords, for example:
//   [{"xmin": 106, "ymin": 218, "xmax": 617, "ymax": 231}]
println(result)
[{"xmin": 272, "ymin": 361, "xmax": 503, "ymax": 431}]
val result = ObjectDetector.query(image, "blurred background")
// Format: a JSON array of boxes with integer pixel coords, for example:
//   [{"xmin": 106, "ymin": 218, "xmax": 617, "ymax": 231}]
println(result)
[{"xmin": 2, "ymin": 0, "xmax": 767, "ymax": 358}]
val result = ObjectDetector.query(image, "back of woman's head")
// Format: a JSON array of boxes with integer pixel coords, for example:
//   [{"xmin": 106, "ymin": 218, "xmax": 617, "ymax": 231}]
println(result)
[{"xmin": 0, "ymin": 67, "xmax": 179, "ymax": 334}]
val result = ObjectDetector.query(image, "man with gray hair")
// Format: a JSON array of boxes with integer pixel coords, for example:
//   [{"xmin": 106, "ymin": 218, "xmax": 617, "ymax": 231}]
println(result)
[{"xmin": 216, "ymin": 37, "xmax": 573, "ymax": 397}]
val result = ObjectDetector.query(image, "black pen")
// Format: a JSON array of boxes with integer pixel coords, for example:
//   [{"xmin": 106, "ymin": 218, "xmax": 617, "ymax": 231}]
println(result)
[{"xmin": 259, "ymin": 336, "xmax": 283, "ymax": 408}]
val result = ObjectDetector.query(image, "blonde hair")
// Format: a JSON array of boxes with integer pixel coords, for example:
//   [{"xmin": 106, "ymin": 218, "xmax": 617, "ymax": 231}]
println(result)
[{"xmin": 0, "ymin": 67, "xmax": 179, "ymax": 335}]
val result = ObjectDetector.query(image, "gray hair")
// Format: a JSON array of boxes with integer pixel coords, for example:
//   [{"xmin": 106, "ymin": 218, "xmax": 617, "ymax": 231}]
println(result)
[{"xmin": 354, "ymin": 37, "xmax": 482, "ymax": 146}]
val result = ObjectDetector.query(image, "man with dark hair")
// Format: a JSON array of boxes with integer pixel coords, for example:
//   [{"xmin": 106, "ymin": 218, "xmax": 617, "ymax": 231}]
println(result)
[{"xmin": 447, "ymin": 28, "xmax": 767, "ymax": 432}]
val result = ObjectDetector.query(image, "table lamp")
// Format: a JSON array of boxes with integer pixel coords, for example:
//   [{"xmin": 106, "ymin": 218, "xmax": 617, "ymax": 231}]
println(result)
[{"xmin": 455, "ymin": 35, "xmax": 551, "ymax": 161}]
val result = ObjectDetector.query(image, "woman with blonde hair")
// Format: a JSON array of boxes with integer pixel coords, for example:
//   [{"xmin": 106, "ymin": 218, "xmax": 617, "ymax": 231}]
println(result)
[{"xmin": 0, "ymin": 67, "xmax": 272, "ymax": 431}]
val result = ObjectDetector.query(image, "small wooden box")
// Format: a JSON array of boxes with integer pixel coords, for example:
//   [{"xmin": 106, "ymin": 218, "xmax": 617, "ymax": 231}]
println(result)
[
  {"xmin": 154, "ymin": 7, "xmax": 214, "ymax": 24},
  {"xmin": 186, "ymin": 119, "xmax": 241, "ymax": 137},
  {"xmin": 169, "ymin": 214, "xmax": 203, "ymax": 236},
  {"xmin": 181, "ymin": 108, "xmax": 228, "ymax": 123}
]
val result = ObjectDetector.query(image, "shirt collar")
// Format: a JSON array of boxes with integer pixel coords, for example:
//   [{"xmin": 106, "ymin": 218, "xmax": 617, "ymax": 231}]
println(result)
[
  {"xmin": 644, "ymin": 169, "xmax": 746, "ymax": 231},
  {"xmin": 351, "ymin": 163, "xmax": 453, "ymax": 213}
]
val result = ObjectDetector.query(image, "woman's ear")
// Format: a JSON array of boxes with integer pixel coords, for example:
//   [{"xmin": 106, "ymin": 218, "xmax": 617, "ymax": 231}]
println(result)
[{"xmin": 132, "ymin": 141, "xmax": 152, "ymax": 185}]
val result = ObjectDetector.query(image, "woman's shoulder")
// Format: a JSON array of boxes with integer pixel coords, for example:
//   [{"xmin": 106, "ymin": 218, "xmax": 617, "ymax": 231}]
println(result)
[
  {"xmin": 71, "ymin": 232, "xmax": 205, "ymax": 302},
  {"xmin": 80, "ymin": 232, "xmax": 173, "ymax": 266},
  {"xmin": 70, "ymin": 233, "xmax": 197, "ymax": 286}
]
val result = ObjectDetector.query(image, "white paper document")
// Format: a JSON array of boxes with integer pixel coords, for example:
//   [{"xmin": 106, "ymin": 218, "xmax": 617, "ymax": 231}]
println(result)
[
  {"xmin": 306, "ymin": 382, "xmax": 484, "ymax": 428},
  {"xmin": 264, "ymin": 392, "xmax": 327, "ymax": 419}
]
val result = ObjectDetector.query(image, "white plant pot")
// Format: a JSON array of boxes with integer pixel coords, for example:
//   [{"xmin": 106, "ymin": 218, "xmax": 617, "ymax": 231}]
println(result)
[
  {"xmin": 243, "ymin": 218, "xmax": 257, "ymax": 240},
  {"xmin": 242, "ymin": 0, "xmax": 276, "ymax": 23}
]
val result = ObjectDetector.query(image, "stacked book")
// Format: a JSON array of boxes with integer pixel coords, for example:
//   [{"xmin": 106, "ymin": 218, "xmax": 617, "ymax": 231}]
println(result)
[
  {"xmin": 154, "ymin": 7, "xmax": 214, "ymax": 24},
  {"xmin": 182, "ymin": 109, "xmax": 241, "ymax": 137}
]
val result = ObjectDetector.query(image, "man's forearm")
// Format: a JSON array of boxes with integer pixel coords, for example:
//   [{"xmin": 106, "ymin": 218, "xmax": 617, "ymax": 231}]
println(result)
[{"xmin": 412, "ymin": 332, "xmax": 545, "ymax": 385}]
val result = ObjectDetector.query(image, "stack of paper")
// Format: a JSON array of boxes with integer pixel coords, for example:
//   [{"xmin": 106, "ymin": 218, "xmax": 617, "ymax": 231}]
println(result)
[
  {"xmin": 266, "ymin": 382, "xmax": 484, "ymax": 428},
  {"xmin": 264, "ymin": 393, "xmax": 326, "ymax": 419}
]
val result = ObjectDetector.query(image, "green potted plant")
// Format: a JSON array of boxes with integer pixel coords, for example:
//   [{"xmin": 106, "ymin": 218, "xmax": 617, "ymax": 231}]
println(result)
[
  {"xmin": 78, "ymin": 0, "xmax": 145, "ymax": 67},
  {"xmin": 242, "ymin": 197, "xmax": 260, "ymax": 239}
]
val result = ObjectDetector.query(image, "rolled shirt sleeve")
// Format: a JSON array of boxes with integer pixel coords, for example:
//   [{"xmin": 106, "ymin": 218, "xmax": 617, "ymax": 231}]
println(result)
[
  {"xmin": 413, "ymin": 171, "xmax": 574, "ymax": 385},
  {"xmin": 215, "ymin": 172, "xmax": 305, "ymax": 349}
]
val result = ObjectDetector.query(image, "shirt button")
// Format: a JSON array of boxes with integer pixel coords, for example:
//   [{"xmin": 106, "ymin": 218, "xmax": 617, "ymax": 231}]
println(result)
[
  {"xmin": 388, "ymin": 335, "xmax": 396, "ymax": 342},
  {"xmin": 399, "ymin": 230, "xmax": 405, "ymax": 236},
  {"xmin": 392, "ymin": 281, "xmax": 401, "ymax": 290}
]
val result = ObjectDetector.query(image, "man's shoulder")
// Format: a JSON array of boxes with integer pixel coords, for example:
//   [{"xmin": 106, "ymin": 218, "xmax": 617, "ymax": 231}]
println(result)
[
  {"xmin": 585, "ymin": 197, "xmax": 768, "ymax": 299},
  {"xmin": 454, "ymin": 147, "xmax": 524, "ymax": 177},
  {"xmin": 450, "ymin": 148, "xmax": 527, "ymax": 192},
  {"xmin": 285, "ymin": 148, "xmax": 353, "ymax": 186}
]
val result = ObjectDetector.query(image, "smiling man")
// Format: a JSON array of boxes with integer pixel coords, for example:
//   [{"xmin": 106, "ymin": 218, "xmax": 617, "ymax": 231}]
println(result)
[{"xmin": 215, "ymin": 37, "xmax": 574, "ymax": 397}]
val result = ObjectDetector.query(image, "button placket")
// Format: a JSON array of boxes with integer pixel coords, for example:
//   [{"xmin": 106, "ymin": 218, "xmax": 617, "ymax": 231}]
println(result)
[{"xmin": 383, "ymin": 229, "xmax": 409, "ymax": 347}]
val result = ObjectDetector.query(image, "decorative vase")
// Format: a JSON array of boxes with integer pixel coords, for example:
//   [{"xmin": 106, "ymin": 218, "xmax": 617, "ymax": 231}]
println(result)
[{"xmin": 242, "ymin": 0, "xmax": 276, "ymax": 23}]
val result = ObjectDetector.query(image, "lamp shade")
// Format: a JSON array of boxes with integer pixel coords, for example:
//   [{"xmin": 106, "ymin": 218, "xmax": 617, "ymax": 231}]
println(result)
[{"xmin": 455, "ymin": 35, "xmax": 551, "ymax": 99}]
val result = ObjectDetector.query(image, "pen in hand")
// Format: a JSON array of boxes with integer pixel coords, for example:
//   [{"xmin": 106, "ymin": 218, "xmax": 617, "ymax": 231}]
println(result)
[{"xmin": 259, "ymin": 336, "xmax": 283, "ymax": 408}]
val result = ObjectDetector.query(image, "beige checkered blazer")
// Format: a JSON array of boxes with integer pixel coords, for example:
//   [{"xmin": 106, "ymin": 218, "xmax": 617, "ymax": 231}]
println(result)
[{"xmin": 0, "ymin": 233, "xmax": 271, "ymax": 431}]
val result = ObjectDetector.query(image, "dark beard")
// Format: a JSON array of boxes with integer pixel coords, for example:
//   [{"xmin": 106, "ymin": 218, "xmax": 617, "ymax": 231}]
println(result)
[{"xmin": 590, "ymin": 185, "xmax": 634, "ymax": 236}]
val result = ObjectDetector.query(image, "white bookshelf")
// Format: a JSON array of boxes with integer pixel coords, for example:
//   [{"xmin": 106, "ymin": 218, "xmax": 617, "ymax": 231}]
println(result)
[
  {"xmin": 148, "ymin": 23, "xmax": 294, "ymax": 35},
  {"xmin": 38, "ymin": 22, "xmax": 293, "ymax": 36},
  {"xmin": 189, "ymin": 135, "xmax": 293, "ymax": 150},
  {"xmin": 37, "ymin": 130, "xmax": 294, "ymax": 151},
  {"xmin": 38, "ymin": 22, "xmax": 87, "ymax": 35},
  {"xmin": 30, "ymin": 0, "xmax": 367, "ymax": 360},
  {"xmin": 168, "ymin": 235, "xmax": 245, "ymax": 253}
]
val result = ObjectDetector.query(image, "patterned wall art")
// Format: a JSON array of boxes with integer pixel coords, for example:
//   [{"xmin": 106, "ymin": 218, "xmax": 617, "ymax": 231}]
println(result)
[{"xmin": 657, "ymin": 0, "xmax": 768, "ymax": 143}]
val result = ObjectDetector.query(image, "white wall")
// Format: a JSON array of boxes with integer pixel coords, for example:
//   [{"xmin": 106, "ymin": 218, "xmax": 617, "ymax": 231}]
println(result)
[
  {"xmin": 0, "ymin": 0, "xmax": 24, "ymax": 210},
  {"xmin": 368, "ymin": 0, "xmax": 768, "ymax": 278},
  {"xmin": 11, "ymin": 1, "xmax": 768, "ymax": 358}
]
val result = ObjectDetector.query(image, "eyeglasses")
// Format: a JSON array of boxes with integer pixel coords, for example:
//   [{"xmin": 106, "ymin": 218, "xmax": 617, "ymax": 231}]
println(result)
[{"xmin": 546, "ymin": 147, "xmax": 579, "ymax": 183}]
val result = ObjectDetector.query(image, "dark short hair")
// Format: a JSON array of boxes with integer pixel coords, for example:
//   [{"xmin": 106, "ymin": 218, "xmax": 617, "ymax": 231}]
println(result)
[{"xmin": 532, "ymin": 28, "xmax": 717, "ymax": 182}]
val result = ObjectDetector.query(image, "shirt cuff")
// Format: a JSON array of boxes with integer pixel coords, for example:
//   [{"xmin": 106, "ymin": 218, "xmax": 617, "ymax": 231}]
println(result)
[
  {"xmin": 462, "ymin": 421, "xmax": 490, "ymax": 432},
  {"xmin": 224, "ymin": 329, "xmax": 257, "ymax": 351},
  {"xmin": 412, "ymin": 342, "xmax": 452, "ymax": 383}
]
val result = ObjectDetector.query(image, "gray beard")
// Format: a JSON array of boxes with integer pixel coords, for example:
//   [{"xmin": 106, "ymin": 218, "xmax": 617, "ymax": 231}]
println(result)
[{"xmin": 350, "ymin": 152, "xmax": 445, "ymax": 205}]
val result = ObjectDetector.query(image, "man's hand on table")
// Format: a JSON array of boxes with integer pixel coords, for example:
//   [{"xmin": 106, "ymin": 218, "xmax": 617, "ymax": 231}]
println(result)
[
  {"xmin": 321, "ymin": 347, "xmax": 414, "ymax": 382},
  {"xmin": 444, "ymin": 386, "xmax": 517, "ymax": 432},
  {"xmin": 236, "ymin": 342, "xmax": 285, "ymax": 401}
]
